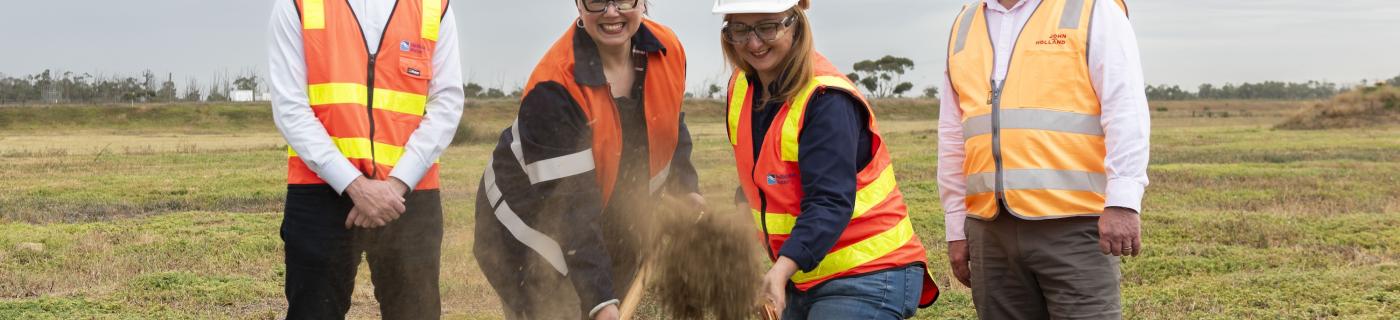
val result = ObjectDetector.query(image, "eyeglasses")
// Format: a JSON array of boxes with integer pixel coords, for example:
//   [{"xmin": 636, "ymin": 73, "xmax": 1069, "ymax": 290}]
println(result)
[
  {"xmin": 580, "ymin": 0, "xmax": 639, "ymax": 13},
  {"xmin": 721, "ymin": 15, "xmax": 797, "ymax": 44}
]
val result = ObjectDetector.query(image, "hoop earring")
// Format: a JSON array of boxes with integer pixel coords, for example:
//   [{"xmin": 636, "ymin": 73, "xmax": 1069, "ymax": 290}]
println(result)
[{"xmin": 576, "ymin": 18, "xmax": 584, "ymax": 29}]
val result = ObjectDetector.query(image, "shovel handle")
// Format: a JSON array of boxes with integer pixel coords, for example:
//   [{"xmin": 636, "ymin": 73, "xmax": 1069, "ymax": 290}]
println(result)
[{"xmin": 618, "ymin": 261, "xmax": 652, "ymax": 320}]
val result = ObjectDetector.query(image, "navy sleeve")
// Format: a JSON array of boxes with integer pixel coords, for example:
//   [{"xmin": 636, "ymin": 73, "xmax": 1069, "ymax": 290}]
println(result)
[
  {"xmin": 510, "ymin": 82, "xmax": 616, "ymax": 313},
  {"xmin": 777, "ymin": 91, "xmax": 871, "ymax": 272}
]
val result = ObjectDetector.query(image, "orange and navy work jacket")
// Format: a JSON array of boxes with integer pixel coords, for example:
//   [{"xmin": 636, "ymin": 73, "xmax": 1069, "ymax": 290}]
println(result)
[
  {"xmin": 288, "ymin": 0, "xmax": 448, "ymax": 190},
  {"xmin": 475, "ymin": 20, "xmax": 692, "ymax": 314},
  {"xmin": 726, "ymin": 53, "xmax": 938, "ymax": 307},
  {"xmin": 946, "ymin": 0, "xmax": 1128, "ymax": 220},
  {"xmin": 519, "ymin": 20, "xmax": 688, "ymax": 203}
]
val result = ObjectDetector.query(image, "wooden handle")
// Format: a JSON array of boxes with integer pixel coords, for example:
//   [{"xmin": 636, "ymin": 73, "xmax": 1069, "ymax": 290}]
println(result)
[{"xmin": 618, "ymin": 261, "xmax": 653, "ymax": 320}]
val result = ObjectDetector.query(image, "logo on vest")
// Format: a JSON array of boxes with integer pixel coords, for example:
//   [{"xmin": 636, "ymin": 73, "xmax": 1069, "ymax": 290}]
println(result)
[
  {"xmin": 407, "ymin": 68, "xmax": 422, "ymax": 77},
  {"xmin": 766, "ymin": 173, "xmax": 797, "ymax": 185},
  {"xmin": 1036, "ymin": 33, "xmax": 1068, "ymax": 46},
  {"xmin": 400, "ymin": 40, "xmax": 428, "ymax": 55}
]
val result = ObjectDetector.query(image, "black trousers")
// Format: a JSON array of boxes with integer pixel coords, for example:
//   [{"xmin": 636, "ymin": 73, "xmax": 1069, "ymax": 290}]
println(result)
[{"xmin": 281, "ymin": 185, "xmax": 443, "ymax": 320}]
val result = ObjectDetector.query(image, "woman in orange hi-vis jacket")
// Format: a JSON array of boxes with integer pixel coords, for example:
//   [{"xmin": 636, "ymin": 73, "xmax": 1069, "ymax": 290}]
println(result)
[
  {"xmin": 714, "ymin": 0, "xmax": 938, "ymax": 318},
  {"xmin": 471, "ymin": 1, "xmax": 702, "ymax": 319}
]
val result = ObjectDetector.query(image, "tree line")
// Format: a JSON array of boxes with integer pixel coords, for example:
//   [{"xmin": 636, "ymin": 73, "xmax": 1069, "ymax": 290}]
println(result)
[
  {"xmin": 6, "ymin": 66, "xmax": 1395, "ymax": 105},
  {"xmin": 0, "ymin": 69, "xmax": 262, "ymax": 104},
  {"xmin": 1145, "ymin": 75, "xmax": 1400, "ymax": 101}
]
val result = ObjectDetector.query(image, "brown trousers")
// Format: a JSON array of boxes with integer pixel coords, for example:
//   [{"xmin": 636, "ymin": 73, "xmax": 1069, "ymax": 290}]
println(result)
[{"xmin": 967, "ymin": 213, "xmax": 1122, "ymax": 320}]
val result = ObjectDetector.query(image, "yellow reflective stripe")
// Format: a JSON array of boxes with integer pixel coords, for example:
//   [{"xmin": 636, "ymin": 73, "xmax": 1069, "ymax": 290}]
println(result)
[
  {"xmin": 779, "ymin": 81, "xmax": 822, "ymax": 162},
  {"xmin": 303, "ymin": 0, "xmax": 325, "ymax": 30},
  {"xmin": 307, "ymin": 83, "xmax": 428, "ymax": 116},
  {"xmin": 814, "ymin": 75, "xmax": 858, "ymax": 92},
  {"xmin": 373, "ymin": 88, "xmax": 427, "ymax": 116},
  {"xmin": 728, "ymin": 74, "xmax": 749, "ymax": 146},
  {"xmin": 421, "ymin": 0, "xmax": 442, "ymax": 41},
  {"xmin": 780, "ymin": 76, "xmax": 859, "ymax": 162},
  {"xmin": 853, "ymin": 166, "xmax": 897, "ymax": 218},
  {"xmin": 752, "ymin": 209, "xmax": 797, "ymax": 235},
  {"xmin": 286, "ymin": 137, "xmax": 438, "ymax": 166},
  {"xmin": 792, "ymin": 217, "xmax": 915, "ymax": 284},
  {"xmin": 307, "ymin": 83, "xmax": 366, "ymax": 106},
  {"xmin": 753, "ymin": 167, "xmax": 896, "ymax": 234},
  {"xmin": 286, "ymin": 137, "xmax": 398, "ymax": 167}
]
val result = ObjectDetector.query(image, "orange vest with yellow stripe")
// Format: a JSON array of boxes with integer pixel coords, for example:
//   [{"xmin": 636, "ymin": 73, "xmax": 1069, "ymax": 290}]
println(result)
[
  {"xmin": 524, "ymin": 20, "xmax": 687, "ymax": 203},
  {"xmin": 727, "ymin": 53, "xmax": 938, "ymax": 307},
  {"xmin": 946, "ymin": 0, "xmax": 1127, "ymax": 219},
  {"xmin": 288, "ymin": 0, "xmax": 447, "ymax": 190}
]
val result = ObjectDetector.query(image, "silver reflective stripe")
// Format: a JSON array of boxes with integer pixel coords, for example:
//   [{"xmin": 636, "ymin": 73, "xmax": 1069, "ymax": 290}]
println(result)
[
  {"xmin": 521, "ymin": 149, "xmax": 595, "ymax": 184},
  {"xmin": 1060, "ymin": 0, "xmax": 1085, "ymax": 29},
  {"xmin": 484, "ymin": 160, "xmax": 502, "ymax": 205},
  {"xmin": 493, "ymin": 200, "xmax": 570, "ymax": 276},
  {"xmin": 953, "ymin": 3, "xmax": 979, "ymax": 54},
  {"xmin": 510, "ymin": 118, "xmax": 597, "ymax": 185},
  {"xmin": 962, "ymin": 109, "xmax": 1103, "ymax": 140},
  {"xmin": 484, "ymin": 163, "xmax": 570, "ymax": 276},
  {"xmin": 966, "ymin": 169, "xmax": 1107, "ymax": 194},
  {"xmin": 649, "ymin": 162, "xmax": 672, "ymax": 194},
  {"xmin": 962, "ymin": 113, "xmax": 994, "ymax": 139}
]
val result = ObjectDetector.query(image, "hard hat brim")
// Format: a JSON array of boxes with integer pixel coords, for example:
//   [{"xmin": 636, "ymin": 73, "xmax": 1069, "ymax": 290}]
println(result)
[{"xmin": 712, "ymin": 0, "xmax": 800, "ymax": 15}]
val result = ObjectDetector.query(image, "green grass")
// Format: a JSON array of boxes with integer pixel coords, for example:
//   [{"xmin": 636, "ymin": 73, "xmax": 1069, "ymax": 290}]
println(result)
[{"xmin": 0, "ymin": 100, "xmax": 1396, "ymax": 319}]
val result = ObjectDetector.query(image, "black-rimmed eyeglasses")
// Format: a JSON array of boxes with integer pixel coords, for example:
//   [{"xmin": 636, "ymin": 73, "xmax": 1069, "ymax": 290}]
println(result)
[
  {"xmin": 721, "ymin": 15, "xmax": 797, "ymax": 44},
  {"xmin": 580, "ymin": 0, "xmax": 639, "ymax": 13}
]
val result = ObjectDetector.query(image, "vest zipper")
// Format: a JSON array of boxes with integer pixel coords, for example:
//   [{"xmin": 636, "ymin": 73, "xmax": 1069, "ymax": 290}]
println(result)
[
  {"xmin": 748, "ymin": 94, "xmax": 777, "ymax": 260},
  {"xmin": 343, "ymin": 0, "xmax": 400, "ymax": 180},
  {"xmin": 366, "ymin": 55, "xmax": 379, "ymax": 179},
  {"xmin": 985, "ymin": 1, "xmax": 1041, "ymax": 214},
  {"xmin": 989, "ymin": 80, "xmax": 1006, "ymax": 204},
  {"xmin": 756, "ymin": 175, "xmax": 776, "ymax": 260}
]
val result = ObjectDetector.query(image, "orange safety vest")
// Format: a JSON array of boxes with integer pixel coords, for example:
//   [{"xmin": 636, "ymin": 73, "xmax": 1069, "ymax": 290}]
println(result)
[
  {"xmin": 946, "ymin": 0, "xmax": 1128, "ymax": 219},
  {"xmin": 727, "ymin": 53, "xmax": 938, "ymax": 307},
  {"xmin": 523, "ymin": 20, "xmax": 687, "ymax": 203},
  {"xmin": 288, "ymin": 0, "xmax": 448, "ymax": 190}
]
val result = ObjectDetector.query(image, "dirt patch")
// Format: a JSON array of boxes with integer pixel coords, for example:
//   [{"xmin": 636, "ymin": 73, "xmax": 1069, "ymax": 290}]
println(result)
[
  {"xmin": 650, "ymin": 201, "xmax": 765, "ymax": 320},
  {"xmin": 1277, "ymin": 85, "xmax": 1400, "ymax": 130}
]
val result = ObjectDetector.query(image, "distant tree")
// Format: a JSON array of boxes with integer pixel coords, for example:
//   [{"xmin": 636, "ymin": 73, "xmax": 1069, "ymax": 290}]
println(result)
[
  {"xmin": 484, "ymin": 88, "xmax": 505, "ymax": 99},
  {"xmin": 922, "ymin": 86, "xmax": 938, "ymax": 99},
  {"xmin": 893, "ymin": 83, "xmax": 914, "ymax": 97},
  {"xmin": 234, "ymin": 75, "xmax": 259, "ymax": 91},
  {"xmin": 464, "ymin": 82, "xmax": 484, "ymax": 98},
  {"xmin": 1146, "ymin": 84, "xmax": 1192, "ymax": 100},
  {"xmin": 156, "ymin": 73, "xmax": 178, "ymax": 102},
  {"xmin": 207, "ymin": 79, "xmax": 229, "ymax": 102},
  {"xmin": 1387, "ymin": 74, "xmax": 1400, "ymax": 86},
  {"xmin": 708, "ymin": 84, "xmax": 722, "ymax": 99},
  {"xmin": 847, "ymin": 55, "xmax": 915, "ymax": 98},
  {"xmin": 183, "ymin": 78, "xmax": 202, "ymax": 102}
]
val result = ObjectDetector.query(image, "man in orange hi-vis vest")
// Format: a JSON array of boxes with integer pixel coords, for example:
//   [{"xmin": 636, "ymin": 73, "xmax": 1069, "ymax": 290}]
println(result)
[
  {"xmin": 939, "ymin": 0, "xmax": 1149, "ymax": 318},
  {"xmin": 267, "ymin": 0, "xmax": 463, "ymax": 318}
]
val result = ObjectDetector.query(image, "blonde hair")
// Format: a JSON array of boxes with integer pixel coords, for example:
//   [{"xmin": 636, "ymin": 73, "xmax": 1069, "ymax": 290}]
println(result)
[{"xmin": 722, "ymin": 6, "xmax": 815, "ymax": 107}]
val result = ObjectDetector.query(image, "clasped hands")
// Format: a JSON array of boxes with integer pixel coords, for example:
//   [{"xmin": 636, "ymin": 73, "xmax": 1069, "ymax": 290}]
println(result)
[{"xmin": 344, "ymin": 176, "xmax": 410, "ymax": 229}]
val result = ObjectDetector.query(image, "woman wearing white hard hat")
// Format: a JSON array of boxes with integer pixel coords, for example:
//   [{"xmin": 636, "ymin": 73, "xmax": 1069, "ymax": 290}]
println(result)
[{"xmin": 715, "ymin": 0, "xmax": 939, "ymax": 318}]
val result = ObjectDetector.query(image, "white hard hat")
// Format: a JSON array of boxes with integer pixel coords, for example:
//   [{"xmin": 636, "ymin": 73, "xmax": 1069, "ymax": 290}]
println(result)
[{"xmin": 712, "ymin": 0, "xmax": 802, "ymax": 14}]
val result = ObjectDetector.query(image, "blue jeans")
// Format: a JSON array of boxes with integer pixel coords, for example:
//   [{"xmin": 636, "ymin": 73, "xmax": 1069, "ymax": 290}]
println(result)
[{"xmin": 782, "ymin": 265, "xmax": 925, "ymax": 320}]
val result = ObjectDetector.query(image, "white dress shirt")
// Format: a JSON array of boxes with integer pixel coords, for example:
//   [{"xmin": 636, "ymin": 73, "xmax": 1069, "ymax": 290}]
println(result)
[
  {"xmin": 938, "ymin": 0, "xmax": 1151, "ymax": 241},
  {"xmin": 268, "ymin": 0, "xmax": 465, "ymax": 194}
]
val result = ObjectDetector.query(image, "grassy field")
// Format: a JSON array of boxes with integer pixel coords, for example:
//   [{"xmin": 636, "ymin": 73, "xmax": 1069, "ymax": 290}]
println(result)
[{"xmin": 0, "ymin": 99, "xmax": 1396, "ymax": 319}]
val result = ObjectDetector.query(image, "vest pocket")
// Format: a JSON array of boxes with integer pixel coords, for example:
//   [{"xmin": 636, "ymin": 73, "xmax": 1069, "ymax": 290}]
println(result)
[{"xmin": 399, "ymin": 56, "xmax": 433, "ymax": 80}]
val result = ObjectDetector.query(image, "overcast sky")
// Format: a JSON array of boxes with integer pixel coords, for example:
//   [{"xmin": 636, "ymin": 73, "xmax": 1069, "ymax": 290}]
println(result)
[{"xmin": 1, "ymin": 0, "xmax": 1396, "ymax": 94}]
